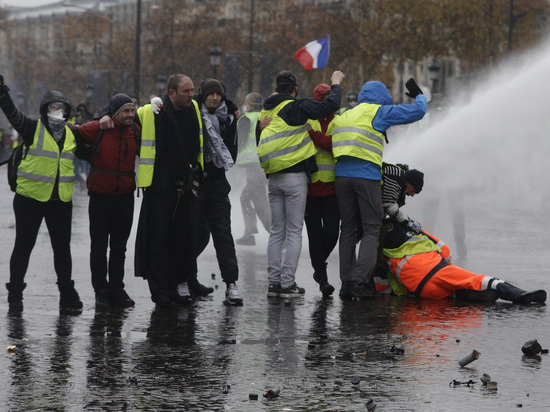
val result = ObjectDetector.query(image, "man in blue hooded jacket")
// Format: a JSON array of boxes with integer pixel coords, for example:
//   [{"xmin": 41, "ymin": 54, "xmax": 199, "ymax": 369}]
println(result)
[{"xmin": 328, "ymin": 78, "xmax": 426, "ymax": 299}]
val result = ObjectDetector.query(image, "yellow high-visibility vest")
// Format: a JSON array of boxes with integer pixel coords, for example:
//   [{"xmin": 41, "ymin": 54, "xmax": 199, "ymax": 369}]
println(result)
[
  {"xmin": 136, "ymin": 101, "xmax": 204, "ymax": 188},
  {"xmin": 258, "ymin": 100, "xmax": 316, "ymax": 174},
  {"xmin": 17, "ymin": 121, "xmax": 76, "ymax": 202},
  {"xmin": 329, "ymin": 103, "xmax": 385, "ymax": 167},
  {"xmin": 309, "ymin": 119, "xmax": 335, "ymax": 183},
  {"xmin": 237, "ymin": 111, "xmax": 261, "ymax": 165}
]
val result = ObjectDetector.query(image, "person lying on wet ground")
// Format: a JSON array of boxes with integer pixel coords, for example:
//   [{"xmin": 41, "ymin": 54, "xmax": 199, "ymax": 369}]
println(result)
[{"xmin": 374, "ymin": 216, "xmax": 546, "ymax": 304}]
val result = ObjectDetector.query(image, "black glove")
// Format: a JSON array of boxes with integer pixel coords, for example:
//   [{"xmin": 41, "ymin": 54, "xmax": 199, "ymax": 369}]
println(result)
[
  {"xmin": 405, "ymin": 78, "xmax": 422, "ymax": 99},
  {"xmin": 0, "ymin": 75, "xmax": 9, "ymax": 96}
]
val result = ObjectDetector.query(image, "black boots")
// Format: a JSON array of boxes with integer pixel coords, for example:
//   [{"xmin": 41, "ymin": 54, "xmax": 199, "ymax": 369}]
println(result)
[
  {"xmin": 339, "ymin": 281, "xmax": 354, "ymax": 300},
  {"xmin": 7, "ymin": 281, "xmax": 83, "ymax": 311},
  {"xmin": 457, "ymin": 282, "xmax": 547, "ymax": 305},
  {"xmin": 188, "ymin": 278, "xmax": 214, "ymax": 297},
  {"xmin": 313, "ymin": 266, "xmax": 335, "ymax": 299},
  {"xmin": 495, "ymin": 281, "xmax": 547, "ymax": 305},
  {"xmin": 6, "ymin": 282, "xmax": 27, "ymax": 312},
  {"xmin": 57, "ymin": 280, "xmax": 83, "ymax": 310},
  {"xmin": 455, "ymin": 289, "xmax": 498, "ymax": 303},
  {"xmin": 513, "ymin": 290, "xmax": 547, "ymax": 305},
  {"xmin": 109, "ymin": 289, "xmax": 135, "ymax": 307}
]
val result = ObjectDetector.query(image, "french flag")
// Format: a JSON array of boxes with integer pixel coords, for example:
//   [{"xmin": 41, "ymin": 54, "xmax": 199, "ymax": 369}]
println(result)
[{"xmin": 294, "ymin": 35, "xmax": 330, "ymax": 70}]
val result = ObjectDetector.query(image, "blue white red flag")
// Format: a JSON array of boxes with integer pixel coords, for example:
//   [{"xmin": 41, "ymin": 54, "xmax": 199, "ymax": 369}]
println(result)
[{"xmin": 294, "ymin": 35, "xmax": 330, "ymax": 70}]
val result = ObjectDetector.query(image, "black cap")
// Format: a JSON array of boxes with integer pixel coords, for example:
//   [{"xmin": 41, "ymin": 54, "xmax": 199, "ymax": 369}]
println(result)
[
  {"xmin": 110, "ymin": 93, "xmax": 134, "ymax": 117},
  {"xmin": 406, "ymin": 169, "xmax": 424, "ymax": 193}
]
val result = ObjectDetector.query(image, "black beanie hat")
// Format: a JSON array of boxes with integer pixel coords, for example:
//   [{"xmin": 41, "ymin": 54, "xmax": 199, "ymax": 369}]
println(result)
[
  {"xmin": 110, "ymin": 93, "xmax": 134, "ymax": 117},
  {"xmin": 200, "ymin": 79, "xmax": 224, "ymax": 102},
  {"xmin": 406, "ymin": 169, "xmax": 424, "ymax": 193}
]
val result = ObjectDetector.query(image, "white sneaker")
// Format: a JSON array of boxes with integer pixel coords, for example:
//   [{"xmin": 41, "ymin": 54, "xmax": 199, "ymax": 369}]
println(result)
[
  {"xmin": 225, "ymin": 283, "xmax": 243, "ymax": 306},
  {"xmin": 177, "ymin": 282, "xmax": 191, "ymax": 298}
]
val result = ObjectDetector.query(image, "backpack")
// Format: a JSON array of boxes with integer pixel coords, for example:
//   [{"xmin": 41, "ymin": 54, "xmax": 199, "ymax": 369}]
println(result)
[{"xmin": 7, "ymin": 143, "xmax": 29, "ymax": 192}]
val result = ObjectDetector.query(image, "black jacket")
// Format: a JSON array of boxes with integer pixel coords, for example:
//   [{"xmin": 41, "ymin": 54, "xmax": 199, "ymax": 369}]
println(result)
[
  {"xmin": 144, "ymin": 94, "xmax": 201, "ymax": 195},
  {"xmin": 258, "ymin": 85, "xmax": 342, "ymax": 175}
]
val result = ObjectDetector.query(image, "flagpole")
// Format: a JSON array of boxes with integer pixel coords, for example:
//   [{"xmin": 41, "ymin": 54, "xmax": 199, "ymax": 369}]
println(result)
[{"xmin": 322, "ymin": 34, "xmax": 330, "ymax": 84}]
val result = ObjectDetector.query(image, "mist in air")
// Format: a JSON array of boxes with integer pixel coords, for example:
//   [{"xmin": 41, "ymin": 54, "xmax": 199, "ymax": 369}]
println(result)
[{"xmin": 385, "ymin": 41, "xmax": 550, "ymax": 243}]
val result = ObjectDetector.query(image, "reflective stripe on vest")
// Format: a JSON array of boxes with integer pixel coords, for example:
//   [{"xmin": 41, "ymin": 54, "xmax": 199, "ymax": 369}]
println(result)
[
  {"xmin": 385, "ymin": 231, "xmax": 442, "ymax": 282},
  {"xmin": 17, "ymin": 121, "xmax": 76, "ymax": 202},
  {"xmin": 137, "ymin": 101, "xmax": 204, "ymax": 188},
  {"xmin": 257, "ymin": 100, "xmax": 317, "ymax": 174},
  {"xmin": 329, "ymin": 103, "xmax": 384, "ymax": 167},
  {"xmin": 309, "ymin": 119, "xmax": 335, "ymax": 183},
  {"xmin": 237, "ymin": 111, "xmax": 260, "ymax": 165}
]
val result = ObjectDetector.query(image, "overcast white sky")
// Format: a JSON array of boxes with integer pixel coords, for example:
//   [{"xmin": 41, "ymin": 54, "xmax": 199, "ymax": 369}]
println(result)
[{"xmin": 1, "ymin": 0, "xmax": 56, "ymax": 7}]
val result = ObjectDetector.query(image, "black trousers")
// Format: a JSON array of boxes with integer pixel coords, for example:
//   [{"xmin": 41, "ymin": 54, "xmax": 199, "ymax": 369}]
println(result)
[
  {"xmin": 144, "ymin": 189, "xmax": 197, "ymax": 299},
  {"xmin": 10, "ymin": 193, "xmax": 73, "ymax": 284},
  {"xmin": 89, "ymin": 194, "xmax": 134, "ymax": 292},
  {"xmin": 304, "ymin": 194, "xmax": 340, "ymax": 278},
  {"xmin": 195, "ymin": 177, "xmax": 238, "ymax": 284}
]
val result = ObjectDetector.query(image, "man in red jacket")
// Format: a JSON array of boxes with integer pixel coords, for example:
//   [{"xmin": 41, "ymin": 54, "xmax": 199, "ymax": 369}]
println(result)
[{"xmin": 72, "ymin": 93, "xmax": 140, "ymax": 308}]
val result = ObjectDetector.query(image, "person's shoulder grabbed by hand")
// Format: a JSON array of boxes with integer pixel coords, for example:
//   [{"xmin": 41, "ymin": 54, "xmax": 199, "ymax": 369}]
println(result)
[{"xmin": 151, "ymin": 97, "xmax": 163, "ymax": 114}]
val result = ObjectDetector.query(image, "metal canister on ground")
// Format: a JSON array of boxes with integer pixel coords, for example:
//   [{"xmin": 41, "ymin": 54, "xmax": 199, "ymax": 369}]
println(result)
[
  {"xmin": 521, "ymin": 339, "xmax": 542, "ymax": 356},
  {"xmin": 480, "ymin": 373, "xmax": 491, "ymax": 385},
  {"xmin": 458, "ymin": 350, "xmax": 480, "ymax": 367},
  {"xmin": 365, "ymin": 398, "xmax": 377, "ymax": 411}
]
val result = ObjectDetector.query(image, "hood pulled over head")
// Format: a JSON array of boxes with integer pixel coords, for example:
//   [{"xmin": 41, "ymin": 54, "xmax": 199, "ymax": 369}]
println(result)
[
  {"xmin": 358, "ymin": 81, "xmax": 392, "ymax": 106},
  {"xmin": 39, "ymin": 91, "xmax": 71, "ymax": 121}
]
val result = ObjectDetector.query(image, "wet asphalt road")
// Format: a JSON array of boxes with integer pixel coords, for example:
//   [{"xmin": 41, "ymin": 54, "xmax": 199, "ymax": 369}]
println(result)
[
  {"xmin": 3, "ymin": 34, "xmax": 550, "ymax": 412},
  {"xmin": 4, "ymin": 49, "xmax": 550, "ymax": 408},
  {"xmin": 1, "ymin": 174, "xmax": 549, "ymax": 411}
]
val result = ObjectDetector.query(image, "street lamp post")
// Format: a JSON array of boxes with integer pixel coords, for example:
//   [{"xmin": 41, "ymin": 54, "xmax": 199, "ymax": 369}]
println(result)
[
  {"xmin": 156, "ymin": 74, "xmax": 166, "ymax": 97},
  {"xmin": 247, "ymin": 0, "xmax": 254, "ymax": 93},
  {"xmin": 428, "ymin": 60, "xmax": 441, "ymax": 94},
  {"xmin": 134, "ymin": 0, "xmax": 142, "ymax": 101},
  {"xmin": 209, "ymin": 43, "xmax": 222, "ymax": 79}
]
